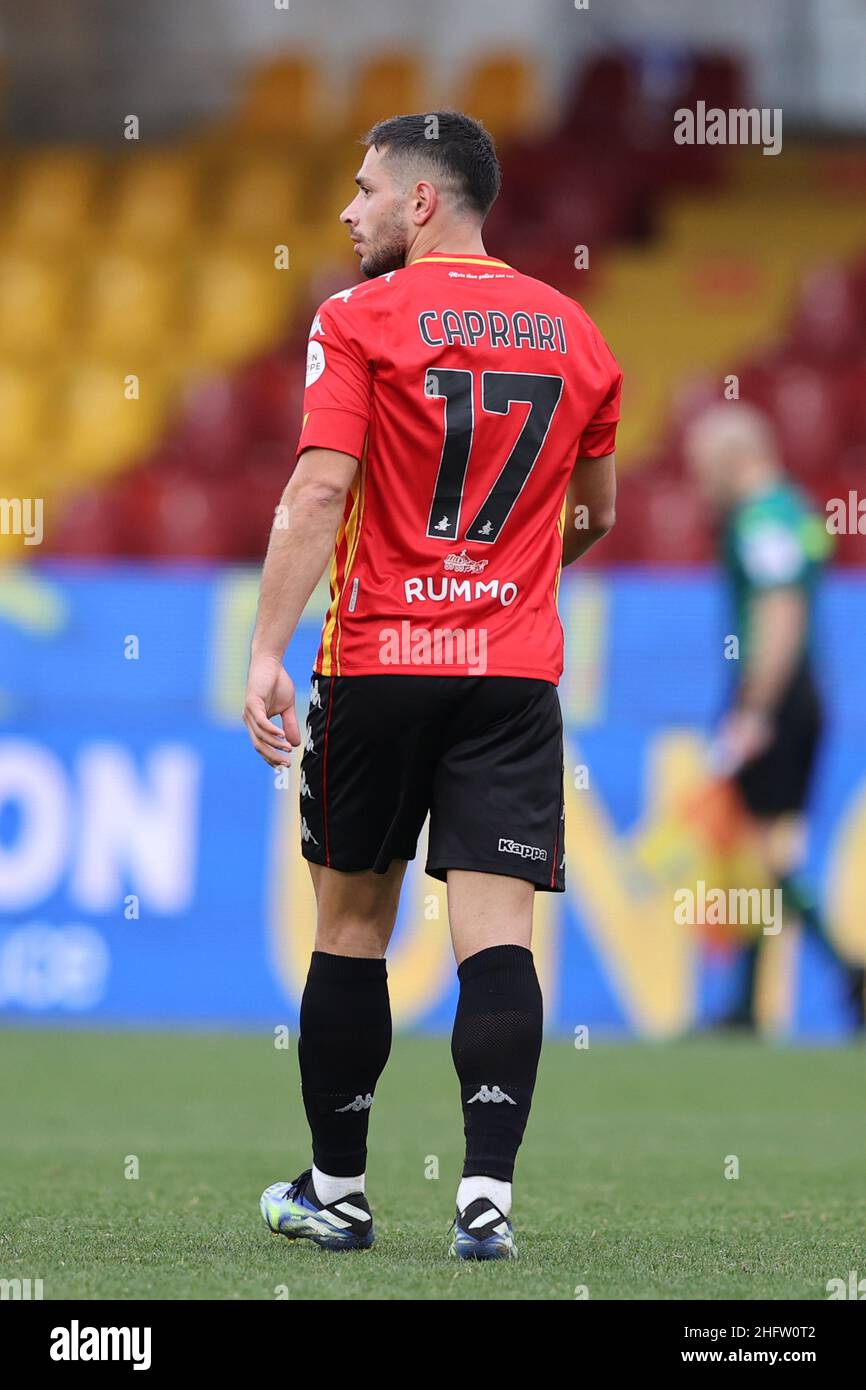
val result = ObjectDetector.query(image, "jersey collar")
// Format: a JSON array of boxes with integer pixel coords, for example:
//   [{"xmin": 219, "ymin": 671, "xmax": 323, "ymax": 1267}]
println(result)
[{"xmin": 409, "ymin": 252, "xmax": 512, "ymax": 269}]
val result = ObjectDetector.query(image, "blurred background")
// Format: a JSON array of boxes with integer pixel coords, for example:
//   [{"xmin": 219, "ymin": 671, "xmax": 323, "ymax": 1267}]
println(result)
[{"xmin": 2, "ymin": 0, "xmax": 866, "ymax": 1038}]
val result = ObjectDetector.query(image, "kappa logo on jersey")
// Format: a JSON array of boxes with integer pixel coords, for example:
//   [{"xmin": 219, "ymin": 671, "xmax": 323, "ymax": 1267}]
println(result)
[
  {"xmin": 309, "ymin": 679, "xmax": 323, "ymax": 709},
  {"xmin": 299, "ymin": 768, "xmax": 313, "ymax": 800},
  {"xmin": 305, "ymin": 341, "xmax": 326, "ymax": 386},
  {"xmin": 498, "ymin": 837, "xmax": 548, "ymax": 862},
  {"xmin": 468, "ymin": 1084, "xmax": 516, "ymax": 1105},
  {"xmin": 328, "ymin": 285, "xmax": 357, "ymax": 303},
  {"xmin": 300, "ymin": 816, "xmax": 318, "ymax": 845},
  {"xmin": 444, "ymin": 549, "xmax": 489, "ymax": 575},
  {"xmin": 335, "ymin": 1093, "xmax": 373, "ymax": 1113},
  {"xmin": 309, "ymin": 313, "xmax": 325, "ymax": 339}
]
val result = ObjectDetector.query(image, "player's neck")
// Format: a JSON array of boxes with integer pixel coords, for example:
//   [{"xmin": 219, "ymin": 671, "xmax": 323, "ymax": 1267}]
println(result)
[{"xmin": 406, "ymin": 230, "xmax": 489, "ymax": 264}]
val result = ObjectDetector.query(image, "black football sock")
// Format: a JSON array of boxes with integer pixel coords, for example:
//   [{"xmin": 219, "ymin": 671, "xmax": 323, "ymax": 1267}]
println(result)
[
  {"xmin": 298, "ymin": 951, "xmax": 391, "ymax": 1178},
  {"xmin": 451, "ymin": 944, "xmax": 543, "ymax": 1183},
  {"xmin": 779, "ymin": 873, "xmax": 848, "ymax": 965}
]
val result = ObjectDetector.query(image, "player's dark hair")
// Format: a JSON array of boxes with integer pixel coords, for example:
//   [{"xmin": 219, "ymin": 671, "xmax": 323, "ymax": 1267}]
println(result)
[{"xmin": 363, "ymin": 110, "xmax": 501, "ymax": 220}]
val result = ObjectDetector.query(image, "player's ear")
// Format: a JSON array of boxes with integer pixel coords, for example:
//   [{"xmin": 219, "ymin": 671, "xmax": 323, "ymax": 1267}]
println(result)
[{"xmin": 412, "ymin": 180, "xmax": 437, "ymax": 225}]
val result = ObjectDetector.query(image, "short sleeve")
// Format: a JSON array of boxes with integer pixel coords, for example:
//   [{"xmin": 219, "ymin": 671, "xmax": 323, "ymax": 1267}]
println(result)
[
  {"xmin": 577, "ymin": 346, "xmax": 623, "ymax": 458},
  {"xmin": 295, "ymin": 296, "xmax": 373, "ymax": 461},
  {"xmin": 735, "ymin": 519, "xmax": 810, "ymax": 588}
]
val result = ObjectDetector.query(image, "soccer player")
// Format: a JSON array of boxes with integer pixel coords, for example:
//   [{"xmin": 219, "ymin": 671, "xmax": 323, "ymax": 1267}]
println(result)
[
  {"xmin": 685, "ymin": 402, "xmax": 865, "ymax": 1032},
  {"xmin": 244, "ymin": 111, "xmax": 620, "ymax": 1259}
]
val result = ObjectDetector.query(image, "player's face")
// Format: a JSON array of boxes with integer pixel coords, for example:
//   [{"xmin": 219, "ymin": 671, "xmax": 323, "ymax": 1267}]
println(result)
[
  {"xmin": 687, "ymin": 445, "xmax": 733, "ymax": 512},
  {"xmin": 341, "ymin": 147, "xmax": 410, "ymax": 278}
]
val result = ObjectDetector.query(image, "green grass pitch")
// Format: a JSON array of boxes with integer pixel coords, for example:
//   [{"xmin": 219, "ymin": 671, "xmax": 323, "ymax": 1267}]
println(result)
[{"xmin": 2, "ymin": 1028, "xmax": 864, "ymax": 1301}]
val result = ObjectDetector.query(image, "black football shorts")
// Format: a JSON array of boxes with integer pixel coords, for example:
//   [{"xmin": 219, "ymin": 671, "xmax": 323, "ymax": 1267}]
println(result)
[
  {"xmin": 299, "ymin": 672, "xmax": 565, "ymax": 891},
  {"xmin": 733, "ymin": 665, "xmax": 823, "ymax": 818}
]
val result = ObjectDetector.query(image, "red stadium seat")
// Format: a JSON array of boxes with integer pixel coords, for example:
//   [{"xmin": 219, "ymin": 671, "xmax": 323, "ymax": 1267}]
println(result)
[
  {"xmin": 787, "ymin": 265, "xmax": 863, "ymax": 365},
  {"xmin": 115, "ymin": 468, "xmax": 238, "ymax": 559},
  {"xmin": 44, "ymin": 486, "xmax": 123, "ymax": 558}
]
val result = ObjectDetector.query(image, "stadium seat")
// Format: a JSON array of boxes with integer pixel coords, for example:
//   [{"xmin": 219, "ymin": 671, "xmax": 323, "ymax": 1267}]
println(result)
[
  {"xmin": 677, "ymin": 52, "xmax": 745, "ymax": 115},
  {"xmin": 111, "ymin": 467, "xmax": 237, "ymax": 559},
  {"xmin": 211, "ymin": 157, "xmax": 301, "ymax": 241},
  {"xmin": 81, "ymin": 251, "xmax": 177, "ymax": 354},
  {"xmin": 0, "ymin": 363, "xmax": 47, "ymax": 466},
  {"xmin": 0, "ymin": 254, "xmax": 68, "ymax": 357},
  {"xmin": 180, "ymin": 248, "xmax": 298, "ymax": 366},
  {"xmin": 57, "ymin": 361, "xmax": 168, "ymax": 478},
  {"xmin": 560, "ymin": 55, "xmax": 640, "ymax": 141},
  {"xmin": 742, "ymin": 360, "xmax": 846, "ymax": 480},
  {"xmin": 7, "ymin": 148, "xmax": 100, "ymax": 248},
  {"xmin": 233, "ymin": 56, "xmax": 324, "ymax": 138},
  {"xmin": 109, "ymin": 151, "xmax": 200, "ymax": 248},
  {"xmin": 44, "ymin": 485, "xmax": 123, "ymax": 557},
  {"xmin": 351, "ymin": 54, "xmax": 425, "ymax": 134},
  {"xmin": 787, "ymin": 264, "xmax": 862, "ymax": 364},
  {"xmin": 456, "ymin": 54, "xmax": 542, "ymax": 143}
]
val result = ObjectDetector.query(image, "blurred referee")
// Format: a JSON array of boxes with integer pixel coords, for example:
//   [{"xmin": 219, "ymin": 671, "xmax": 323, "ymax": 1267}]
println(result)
[{"xmin": 685, "ymin": 402, "xmax": 865, "ymax": 1032}]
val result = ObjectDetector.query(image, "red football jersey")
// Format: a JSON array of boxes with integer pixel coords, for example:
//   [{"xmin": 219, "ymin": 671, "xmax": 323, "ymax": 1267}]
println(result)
[{"xmin": 296, "ymin": 252, "xmax": 621, "ymax": 682}]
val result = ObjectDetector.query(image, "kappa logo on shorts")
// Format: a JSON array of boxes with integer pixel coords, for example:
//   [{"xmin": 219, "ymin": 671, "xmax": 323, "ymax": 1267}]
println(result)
[
  {"xmin": 304, "ymin": 724, "xmax": 315, "ymax": 753},
  {"xmin": 468, "ymin": 1084, "xmax": 516, "ymax": 1105},
  {"xmin": 299, "ymin": 769, "xmax": 313, "ymax": 800},
  {"xmin": 309, "ymin": 679, "xmax": 322, "ymax": 709},
  {"xmin": 497, "ymin": 837, "xmax": 548, "ymax": 863},
  {"xmin": 300, "ymin": 817, "xmax": 319, "ymax": 845}
]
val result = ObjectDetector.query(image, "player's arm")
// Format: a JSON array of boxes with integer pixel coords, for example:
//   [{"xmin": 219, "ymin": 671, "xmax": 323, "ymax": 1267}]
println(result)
[
  {"xmin": 244, "ymin": 291, "xmax": 372, "ymax": 767},
  {"xmin": 243, "ymin": 448, "xmax": 357, "ymax": 767},
  {"xmin": 561, "ymin": 452, "xmax": 616, "ymax": 567},
  {"xmin": 738, "ymin": 587, "xmax": 807, "ymax": 715}
]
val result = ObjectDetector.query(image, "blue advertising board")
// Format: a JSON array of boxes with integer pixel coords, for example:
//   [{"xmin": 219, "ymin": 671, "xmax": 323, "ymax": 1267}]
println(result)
[{"xmin": 1, "ymin": 563, "xmax": 864, "ymax": 1036}]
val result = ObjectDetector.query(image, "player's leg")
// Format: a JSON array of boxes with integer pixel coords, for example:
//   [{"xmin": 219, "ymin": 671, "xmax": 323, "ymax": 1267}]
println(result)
[
  {"xmin": 262, "ymin": 672, "xmax": 434, "ymax": 1251},
  {"xmin": 446, "ymin": 868, "xmax": 542, "ymax": 1257},
  {"xmin": 731, "ymin": 672, "xmax": 864, "ymax": 1030},
  {"xmin": 753, "ymin": 814, "xmax": 865, "ymax": 1027},
  {"xmin": 427, "ymin": 677, "xmax": 563, "ymax": 1259},
  {"xmin": 298, "ymin": 859, "xmax": 404, "ymax": 1201}
]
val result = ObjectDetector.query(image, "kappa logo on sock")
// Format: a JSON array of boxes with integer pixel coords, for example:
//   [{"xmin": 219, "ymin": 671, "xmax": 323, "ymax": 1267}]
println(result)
[
  {"xmin": 335, "ymin": 1093, "xmax": 373, "ymax": 1113},
  {"xmin": 467, "ymin": 1084, "xmax": 516, "ymax": 1105}
]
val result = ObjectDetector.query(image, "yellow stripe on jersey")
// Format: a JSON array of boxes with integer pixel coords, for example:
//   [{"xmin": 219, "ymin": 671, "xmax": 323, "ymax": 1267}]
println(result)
[
  {"xmin": 317, "ymin": 443, "xmax": 367, "ymax": 676},
  {"xmin": 554, "ymin": 496, "xmax": 567, "ymax": 607},
  {"xmin": 333, "ymin": 447, "xmax": 367, "ymax": 675},
  {"xmin": 412, "ymin": 255, "xmax": 511, "ymax": 269},
  {"xmin": 318, "ymin": 518, "xmax": 347, "ymax": 677}
]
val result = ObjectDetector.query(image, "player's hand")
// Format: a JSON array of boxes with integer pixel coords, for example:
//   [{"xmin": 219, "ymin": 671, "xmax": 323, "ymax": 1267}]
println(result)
[
  {"xmin": 243, "ymin": 655, "xmax": 301, "ymax": 768},
  {"xmin": 711, "ymin": 707, "xmax": 774, "ymax": 777}
]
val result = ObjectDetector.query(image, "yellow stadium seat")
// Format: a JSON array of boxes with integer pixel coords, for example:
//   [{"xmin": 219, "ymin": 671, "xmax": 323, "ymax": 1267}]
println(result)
[
  {"xmin": 213, "ymin": 158, "xmax": 301, "ymax": 240},
  {"xmin": 0, "ymin": 364, "xmax": 47, "ymax": 468},
  {"xmin": 181, "ymin": 248, "xmax": 298, "ymax": 366},
  {"xmin": 456, "ymin": 54, "xmax": 541, "ymax": 142},
  {"xmin": 81, "ymin": 251, "xmax": 177, "ymax": 354},
  {"xmin": 351, "ymin": 54, "xmax": 425, "ymax": 133},
  {"xmin": 56, "ymin": 360, "xmax": 167, "ymax": 478},
  {"xmin": 0, "ymin": 254, "xmax": 68, "ymax": 357},
  {"xmin": 110, "ymin": 152, "xmax": 199, "ymax": 247},
  {"xmin": 8, "ymin": 148, "xmax": 100, "ymax": 248},
  {"xmin": 233, "ymin": 57, "xmax": 323, "ymax": 138}
]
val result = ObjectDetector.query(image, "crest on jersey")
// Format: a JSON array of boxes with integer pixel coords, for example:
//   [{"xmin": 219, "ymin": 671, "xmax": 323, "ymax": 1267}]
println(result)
[{"xmin": 443, "ymin": 549, "xmax": 489, "ymax": 575}]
